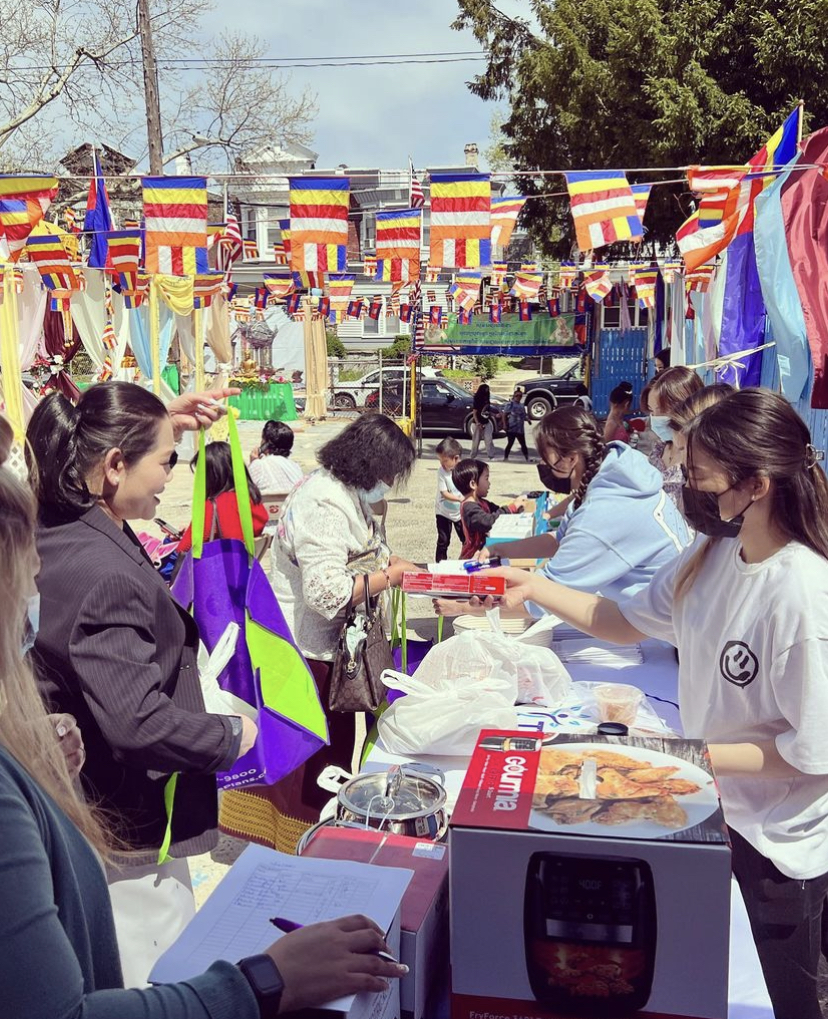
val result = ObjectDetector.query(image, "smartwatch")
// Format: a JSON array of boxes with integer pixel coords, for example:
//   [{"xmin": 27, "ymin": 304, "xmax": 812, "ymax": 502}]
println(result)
[{"xmin": 238, "ymin": 954, "xmax": 285, "ymax": 1016}]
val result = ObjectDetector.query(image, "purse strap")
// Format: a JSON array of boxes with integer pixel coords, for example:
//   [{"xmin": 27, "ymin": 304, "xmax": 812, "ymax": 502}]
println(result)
[{"xmin": 190, "ymin": 411, "xmax": 255, "ymax": 560}]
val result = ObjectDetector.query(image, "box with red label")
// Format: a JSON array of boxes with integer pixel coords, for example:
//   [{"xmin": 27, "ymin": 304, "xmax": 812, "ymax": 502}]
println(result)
[
  {"xmin": 401, "ymin": 571, "xmax": 506, "ymax": 598},
  {"xmin": 449, "ymin": 730, "xmax": 731, "ymax": 1019},
  {"xmin": 300, "ymin": 827, "xmax": 449, "ymax": 1019}
]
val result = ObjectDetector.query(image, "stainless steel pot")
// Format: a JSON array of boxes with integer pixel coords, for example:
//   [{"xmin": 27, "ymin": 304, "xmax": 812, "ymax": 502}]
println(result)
[{"xmin": 316, "ymin": 764, "xmax": 448, "ymax": 841}]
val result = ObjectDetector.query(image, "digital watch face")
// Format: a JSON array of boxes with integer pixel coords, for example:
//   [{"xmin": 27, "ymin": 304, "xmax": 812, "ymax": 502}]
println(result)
[{"xmin": 524, "ymin": 852, "xmax": 657, "ymax": 1016}]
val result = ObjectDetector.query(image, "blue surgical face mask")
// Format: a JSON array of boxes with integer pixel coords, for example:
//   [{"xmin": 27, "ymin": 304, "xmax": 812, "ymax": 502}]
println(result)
[
  {"xmin": 360, "ymin": 480, "xmax": 391, "ymax": 505},
  {"xmin": 650, "ymin": 415, "xmax": 674, "ymax": 443},
  {"xmin": 21, "ymin": 592, "xmax": 40, "ymax": 657}
]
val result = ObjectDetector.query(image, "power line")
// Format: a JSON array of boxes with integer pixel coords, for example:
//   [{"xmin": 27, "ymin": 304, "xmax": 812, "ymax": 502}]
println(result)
[{"xmin": 7, "ymin": 51, "xmax": 487, "ymax": 73}]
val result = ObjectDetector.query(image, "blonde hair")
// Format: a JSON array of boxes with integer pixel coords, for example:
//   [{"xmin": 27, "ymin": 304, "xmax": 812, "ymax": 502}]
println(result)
[{"xmin": 0, "ymin": 466, "xmax": 108, "ymax": 851}]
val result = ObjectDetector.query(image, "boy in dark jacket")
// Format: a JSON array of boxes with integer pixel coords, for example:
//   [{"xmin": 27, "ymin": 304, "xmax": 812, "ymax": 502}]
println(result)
[{"xmin": 452, "ymin": 458, "xmax": 524, "ymax": 558}]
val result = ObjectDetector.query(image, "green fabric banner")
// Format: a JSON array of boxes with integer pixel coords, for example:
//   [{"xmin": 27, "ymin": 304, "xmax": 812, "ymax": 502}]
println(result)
[{"xmin": 421, "ymin": 312, "xmax": 581, "ymax": 353}]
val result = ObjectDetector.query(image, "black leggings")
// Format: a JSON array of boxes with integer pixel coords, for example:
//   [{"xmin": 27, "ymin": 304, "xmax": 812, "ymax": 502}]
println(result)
[
  {"xmin": 435, "ymin": 515, "xmax": 464, "ymax": 561},
  {"xmin": 503, "ymin": 432, "xmax": 528, "ymax": 461},
  {"xmin": 729, "ymin": 826, "xmax": 828, "ymax": 1019}
]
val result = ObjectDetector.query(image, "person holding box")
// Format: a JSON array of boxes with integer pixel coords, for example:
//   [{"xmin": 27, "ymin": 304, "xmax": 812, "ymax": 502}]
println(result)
[{"xmin": 488, "ymin": 389, "xmax": 828, "ymax": 1019}]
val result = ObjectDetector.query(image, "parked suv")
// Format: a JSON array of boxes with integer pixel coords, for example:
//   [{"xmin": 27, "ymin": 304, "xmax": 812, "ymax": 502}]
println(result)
[
  {"xmin": 330, "ymin": 365, "xmax": 439, "ymax": 409},
  {"xmin": 520, "ymin": 363, "xmax": 591, "ymax": 422}
]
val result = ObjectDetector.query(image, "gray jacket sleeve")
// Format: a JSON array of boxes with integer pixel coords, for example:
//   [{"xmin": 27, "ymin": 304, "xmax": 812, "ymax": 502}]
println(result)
[{"xmin": 0, "ymin": 769, "xmax": 259, "ymax": 1019}]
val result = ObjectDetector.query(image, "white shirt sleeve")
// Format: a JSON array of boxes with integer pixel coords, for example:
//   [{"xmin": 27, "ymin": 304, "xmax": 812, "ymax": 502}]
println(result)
[
  {"xmin": 772, "ymin": 638, "xmax": 828, "ymax": 774},
  {"xmin": 616, "ymin": 553, "xmax": 683, "ymax": 646},
  {"xmin": 288, "ymin": 493, "xmax": 356, "ymax": 620}
]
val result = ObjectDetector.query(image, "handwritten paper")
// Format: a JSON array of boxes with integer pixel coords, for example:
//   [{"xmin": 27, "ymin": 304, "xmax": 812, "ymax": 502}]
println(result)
[{"xmin": 150, "ymin": 844, "xmax": 412, "ymax": 1011}]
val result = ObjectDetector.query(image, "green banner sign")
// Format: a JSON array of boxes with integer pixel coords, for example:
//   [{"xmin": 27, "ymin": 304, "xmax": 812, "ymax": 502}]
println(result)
[{"xmin": 421, "ymin": 312, "xmax": 581, "ymax": 353}]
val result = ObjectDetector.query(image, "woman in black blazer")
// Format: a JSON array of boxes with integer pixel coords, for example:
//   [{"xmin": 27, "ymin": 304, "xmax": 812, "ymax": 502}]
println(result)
[{"xmin": 26, "ymin": 382, "xmax": 257, "ymax": 987}]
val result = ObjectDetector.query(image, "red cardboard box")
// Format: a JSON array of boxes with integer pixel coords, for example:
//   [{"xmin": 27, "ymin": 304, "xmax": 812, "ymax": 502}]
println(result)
[
  {"xmin": 301, "ymin": 827, "xmax": 449, "ymax": 1019},
  {"xmin": 449, "ymin": 730, "xmax": 731, "ymax": 1019},
  {"xmin": 401, "ymin": 571, "xmax": 506, "ymax": 598}
]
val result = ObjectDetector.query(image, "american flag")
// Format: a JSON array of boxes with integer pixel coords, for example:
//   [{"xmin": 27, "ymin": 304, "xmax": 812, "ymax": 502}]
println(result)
[
  {"xmin": 409, "ymin": 157, "xmax": 425, "ymax": 209},
  {"xmin": 217, "ymin": 214, "xmax": 243, "ymax": 272}
]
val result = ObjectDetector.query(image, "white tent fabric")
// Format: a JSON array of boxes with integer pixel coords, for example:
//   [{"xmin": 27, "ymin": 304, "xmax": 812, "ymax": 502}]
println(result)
[{"xmin": 69, "ymin": 269, "xmax": 130, "ymax": 378}]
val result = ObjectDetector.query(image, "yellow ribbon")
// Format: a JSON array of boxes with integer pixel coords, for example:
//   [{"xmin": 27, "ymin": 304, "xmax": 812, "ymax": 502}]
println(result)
[{"xmin": 0, "ymin": 266, "xmax": 26, "ymax": 440}]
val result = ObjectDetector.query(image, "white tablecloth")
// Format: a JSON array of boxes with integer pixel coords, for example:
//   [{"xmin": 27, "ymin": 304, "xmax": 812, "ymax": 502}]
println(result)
[{"xmin": 363, "ymin": 639, "xmax": 774, "ymax": 1018}]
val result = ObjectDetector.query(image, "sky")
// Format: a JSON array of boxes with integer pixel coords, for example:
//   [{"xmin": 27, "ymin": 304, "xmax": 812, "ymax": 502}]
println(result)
[{"xmin": 195, "ymin": 0, "xmax": 521, "ymax": 170}]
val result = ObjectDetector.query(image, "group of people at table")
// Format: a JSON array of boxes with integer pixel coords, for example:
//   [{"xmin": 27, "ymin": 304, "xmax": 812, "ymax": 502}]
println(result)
[{"xmin": 0, "ymin": 356, "xmax": 827, "ymax": 1019}]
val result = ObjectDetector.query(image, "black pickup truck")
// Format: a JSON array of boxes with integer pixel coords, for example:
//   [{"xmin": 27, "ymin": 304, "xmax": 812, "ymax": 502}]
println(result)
[{"xmin": 520, "ymin": 364, "xmax": 592, "ymax": 422}]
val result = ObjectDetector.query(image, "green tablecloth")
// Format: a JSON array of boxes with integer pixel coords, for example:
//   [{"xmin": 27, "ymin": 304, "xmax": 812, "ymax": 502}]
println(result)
[{"xmin": 229, "ymin": 382, "xmax": 298, "ymax": 421}]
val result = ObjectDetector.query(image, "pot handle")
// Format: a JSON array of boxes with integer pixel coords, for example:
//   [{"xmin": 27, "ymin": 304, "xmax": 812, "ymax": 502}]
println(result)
[
  {"xmin": 401, "ymin": 762, "xmax": 446, "ymax": 786},
  {"xmin": 317, "ymin": 765, "xmax": 353, "ymax": 794}
]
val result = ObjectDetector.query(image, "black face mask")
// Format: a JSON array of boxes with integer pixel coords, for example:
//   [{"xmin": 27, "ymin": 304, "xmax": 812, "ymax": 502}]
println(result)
[
  {"xmin": 537, "ymin": 463, "xmax": 572, "ymax": 494},
  {"xmin": 681, "ymin": 484, "xmax": 752, "ymax": 538}
]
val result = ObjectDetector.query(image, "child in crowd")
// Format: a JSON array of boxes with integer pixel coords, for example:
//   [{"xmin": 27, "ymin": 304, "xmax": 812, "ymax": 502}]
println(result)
[
  {"xmin": 453, "ymin": 458, "xmax": 524, "ymax": 558},
  {"xmin": 500, "ymin": 388, "xmax": 530, "ymax": 462},
  {"xmin": 603, "ymin": 381, "xmax": 634, "ymax": 444},
  {"xmin": 249, "ymin": 419, "xmax": 304, "ymax": 494},
  {"xmin": 646, "ymin": 366, "xmax": 705, "ymax": 509},
  {"xmin": 179, "ymin": 441, "xmax": 269, "ymax": 552},
  {"xmin": 434, "ymin": 436, "xmax": 464, "ymax": 561}
]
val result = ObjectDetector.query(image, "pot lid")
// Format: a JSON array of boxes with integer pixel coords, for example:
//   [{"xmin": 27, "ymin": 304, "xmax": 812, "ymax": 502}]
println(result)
[{"xmin": 339, "ymin": 769, "xmax": 446, "ymax": 820}]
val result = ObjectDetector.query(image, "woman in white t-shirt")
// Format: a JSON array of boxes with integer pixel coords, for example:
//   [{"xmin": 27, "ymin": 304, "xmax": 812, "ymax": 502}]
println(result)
[
  {"xmin": 249, "ymin": 419, "xmax": 304, "ymax": 494},
  {"xmin": 488, "ymin": 388, "xmax": 828, "ymax": 1019}
]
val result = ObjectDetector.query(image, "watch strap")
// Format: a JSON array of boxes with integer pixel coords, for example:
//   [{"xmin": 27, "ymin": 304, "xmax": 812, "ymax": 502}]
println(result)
[{"xmin": 238, "ymin": 953, "xmax": 285, "ymax": 1017}]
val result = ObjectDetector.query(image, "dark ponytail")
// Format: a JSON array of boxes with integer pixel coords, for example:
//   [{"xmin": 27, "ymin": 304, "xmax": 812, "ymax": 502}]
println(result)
[
  {"xmin": 535, "ymin": 405, "xmax": 606, "ymax": 508},
  {"xmin": 26, "ymin": 382, "xmax": 169, "ymax": 525},
  {"xmin": 677, "ymin": 388, "xmax": 828, "ymax": 597}
]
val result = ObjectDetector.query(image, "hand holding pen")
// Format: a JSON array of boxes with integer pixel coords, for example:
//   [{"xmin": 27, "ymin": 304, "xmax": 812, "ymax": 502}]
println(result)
[
  {"xmin": 270, "ymin": 915, "xmax": 405, "ymax": 966},
  {"xmin": 264, "ymin": 915, "xmax": 408, "ymax": 1014}
]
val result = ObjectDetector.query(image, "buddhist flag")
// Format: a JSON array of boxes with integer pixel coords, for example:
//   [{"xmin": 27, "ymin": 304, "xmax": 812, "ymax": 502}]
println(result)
[
  {"xmin": 142, "ymin": 176, "xmax": 208, "ymax": 275},
  {"xmin": 490, "ymin": 196, "xmax": 525, "ymax": 248},
  {"xmin": 429, "ymin": 173, "xmax": 491, "ymax": 268},
  {"xmin": 277, "ymin": 219, "xmax": 292, "ymax": 265},
  {"xmin": 289, "ymin": 176, "xmax": 349, "ymax": 273},
  {"xmin": 363, "ymin": 254, "xmax": 378, "ymax": 279},
  {"xmin": 243, "ymin": 239, "xmax": 259, "ymax": 260},
  {"xmin": 108, "ymin": 229, "xmax": 144, "ymax": 307},
  {"xmin": 685, "ymin": 264, "xmax": 717, "ymax": 292},
  {"xmin": 375, "ymin": 257, "xmax": 418, "ymax": 284},
  {"xmin": 0, "ymin": 175, "xmax": 59, "ymax": 262},
  {"xmin": 564, "ymin": 171, "xmax": 643, "ymax": 251},
  {"xmin": 449, "ymin": 271, "xmax": 482, "ymax": 312},
  {"xmin": 631, "ymin": 184, "xmax": 651, "ymax": 228},
  {"xmin": 490, "ymin": 262, "xmax": 508, "ymax": 288},
  {"xmin": 376, "ymin": 208, "xmax": 421, "ymax": 261},
  {"xmin": 558, "ymin": 263, "xmax": 579, "ymax": 289},
  {"xmin": 263, "ymin": 271, "xmax": 295, "ymax": 300},
  {"xmin": 511, "ymin": 270, "xmax": 543, "ymax": 301},
  {"xmin": 632, "ymin": 266, "xmax": 659, "ymax": 308},
  {"xmin": 584, "ymin": 268, "xmax": 612, "ymax": 302},
  {"xmin": 677, "ymin": 107, "xmax": 801, "ymax": 273},
  {"xmin": 192, "ymin": 272, "xmax": 225, "ymax": 309},
  {"xmin": 328, "ymin": 273, "xmax": 355, "ymax": 321}
]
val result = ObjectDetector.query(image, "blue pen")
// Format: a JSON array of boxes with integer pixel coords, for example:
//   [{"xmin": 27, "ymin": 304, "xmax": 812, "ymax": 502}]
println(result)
[
  {"xmin": 463, "ymin": 556, "xmax": 504, "ymax": 573},
  {"xmin": 269, "ymin": 917, "xmax": 402, "ymax": 965}
]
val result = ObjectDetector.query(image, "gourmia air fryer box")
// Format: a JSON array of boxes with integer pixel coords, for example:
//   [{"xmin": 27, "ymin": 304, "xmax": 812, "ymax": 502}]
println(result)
[{"xmin": 449, "ymin": 731, "xmax": 731, "ymax": 1019}]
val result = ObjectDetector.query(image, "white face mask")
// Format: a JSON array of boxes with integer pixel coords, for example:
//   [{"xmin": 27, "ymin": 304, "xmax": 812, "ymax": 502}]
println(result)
[
  {"xmin": 21, "ymin": 592, "xmax": 40, "ymax": 657},
  {"xmin": 360, "ymin": 480, "xmax": 391, "ymax": 505},
  {"xmin": 650, "ymin": 415, "xmax": 674, "ymax": 443}
]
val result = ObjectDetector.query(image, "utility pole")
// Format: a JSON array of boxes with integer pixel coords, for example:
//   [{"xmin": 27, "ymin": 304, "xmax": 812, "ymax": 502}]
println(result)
[{"xmin": 136, "ymin": 0, "xmax": 164, "ymax": 174}]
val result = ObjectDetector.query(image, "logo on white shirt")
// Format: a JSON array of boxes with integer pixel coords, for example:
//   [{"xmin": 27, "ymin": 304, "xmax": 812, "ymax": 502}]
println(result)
[{"xmin": 719, "ymin": 641, "xmax": 759, "ymax": 687}]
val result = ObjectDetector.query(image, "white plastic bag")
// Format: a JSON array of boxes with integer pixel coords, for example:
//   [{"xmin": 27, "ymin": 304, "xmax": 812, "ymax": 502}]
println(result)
[
  {"xmin": 376, "ymin": 611, "xmax": 572, "ymax": 756},
  {"xmin": 411, "ymin": 610, "xmax": 571, "ymax": 707},
  {"xmin": 378, "ymin": 668, "xmax": 518, "ymax": 756}
]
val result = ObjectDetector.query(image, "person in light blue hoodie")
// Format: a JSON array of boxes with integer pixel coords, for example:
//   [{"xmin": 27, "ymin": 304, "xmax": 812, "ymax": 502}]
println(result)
[{"xmin": 434, "ymin": 405, "xmax": 690, "ymax": 619}]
